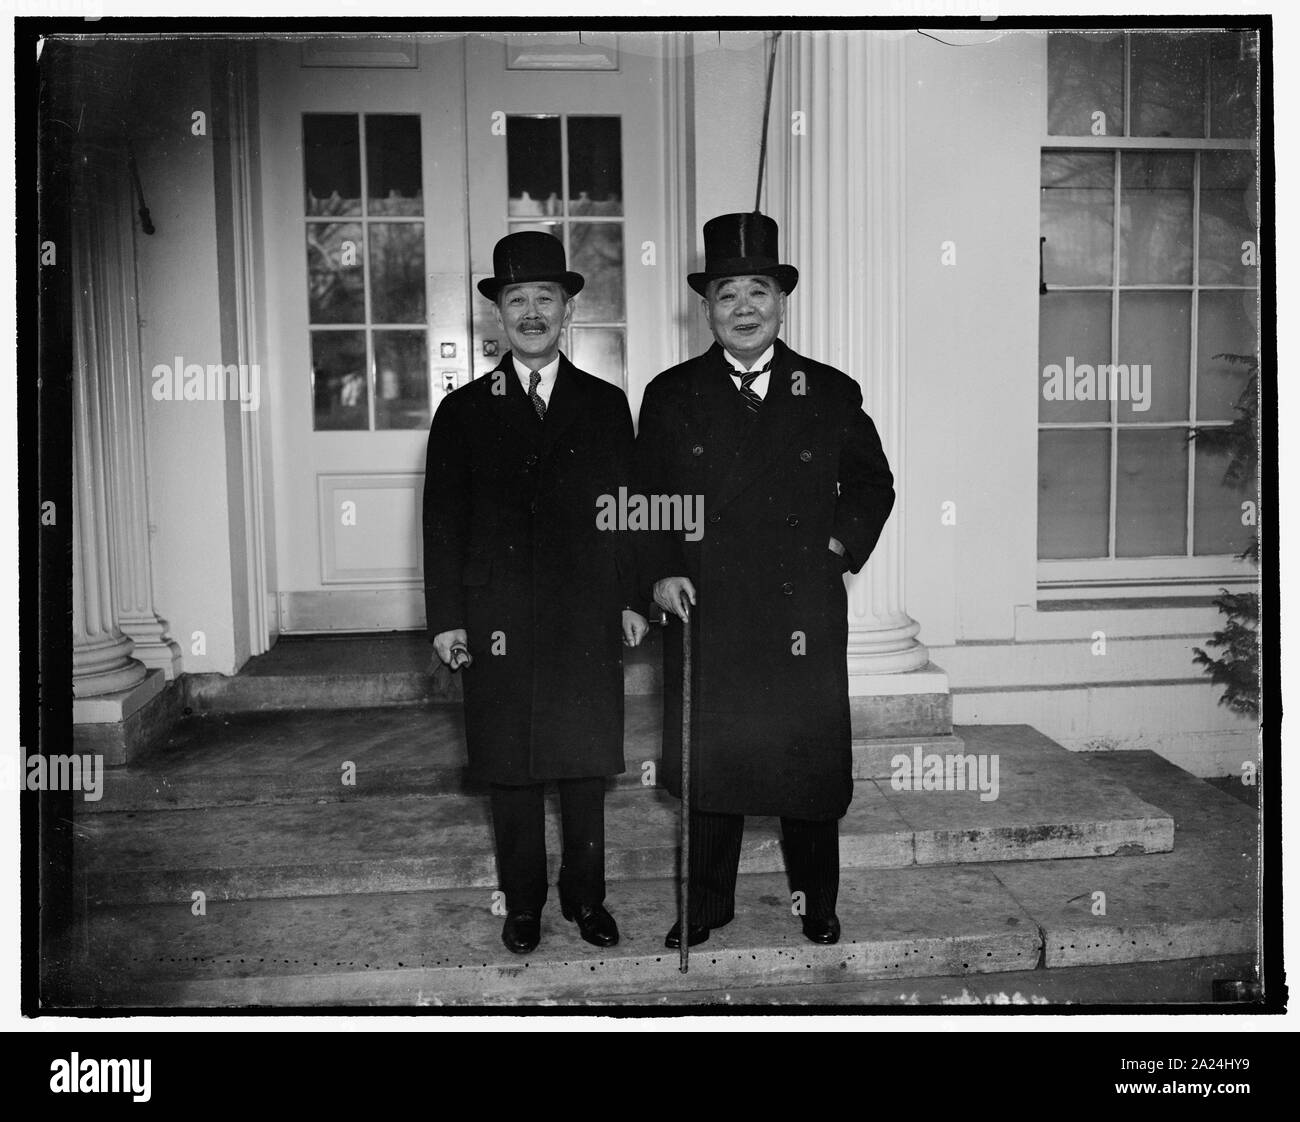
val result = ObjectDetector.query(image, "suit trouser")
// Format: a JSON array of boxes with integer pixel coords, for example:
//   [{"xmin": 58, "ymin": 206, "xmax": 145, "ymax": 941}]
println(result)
[
  {"xmin": 490, "ymin": 778, "xmax": 605, "ymax": 914},
  {"xmin": 688, "ymin": 809, "xmax": 839, "ymax": 927}
]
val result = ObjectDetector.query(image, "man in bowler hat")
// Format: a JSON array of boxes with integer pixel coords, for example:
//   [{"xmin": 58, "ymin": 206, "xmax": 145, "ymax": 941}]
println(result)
[
  {"xmin": 424, "ymin": 231, "xmax": 649, "ymax": 954},
  {"xmin": 634, "ymin": 213, "xmax": 896, "ymax": 948}
]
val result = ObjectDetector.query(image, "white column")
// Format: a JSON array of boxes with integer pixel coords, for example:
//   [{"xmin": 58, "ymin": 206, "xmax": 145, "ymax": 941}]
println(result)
[
  {"xmin": 72, "ymin": 181, "xmax": 150, "ymax": 699},
  {"xmin": 97, "ymin": 171, "xmax": 183, "ymax": 677},
  {"xmin": 771, "ymin": 30, "xmax": 929, "ymax": 676}
]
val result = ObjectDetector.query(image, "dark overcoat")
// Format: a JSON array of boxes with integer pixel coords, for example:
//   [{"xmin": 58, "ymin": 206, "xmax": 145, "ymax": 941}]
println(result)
[
  {"xmin": 634, "ymin": 339, "xmax": 895, "ymax": 820},
  {"xmin": 423, "ymin": 353, "xmax": 636, "ymax": 784}
]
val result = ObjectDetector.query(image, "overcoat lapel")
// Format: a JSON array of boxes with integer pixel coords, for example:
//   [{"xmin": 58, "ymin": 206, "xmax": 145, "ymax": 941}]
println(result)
[
  {"xmin": 684, "ymin": 346, "xmax": 752, "ymax": 507},
  {"xmin": 540, "ymin": 354, "xmax": 587, "ymax": 456},
  {"xmin": 492, "ymin": 354, "xmax": 546, "ymax": 445},
  {"xmin": 712, "ymin": 339, "xmax": 819, "ymax": 514}
]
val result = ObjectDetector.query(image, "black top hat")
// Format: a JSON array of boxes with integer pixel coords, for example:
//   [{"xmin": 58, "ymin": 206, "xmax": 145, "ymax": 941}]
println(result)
[
  {"xmin": 477, "ymin": 230, "xmax": 586, "ymax": 301},
  {"xmin": 687, "ymin": 212, "xmax": 799, "ymax": 296}
]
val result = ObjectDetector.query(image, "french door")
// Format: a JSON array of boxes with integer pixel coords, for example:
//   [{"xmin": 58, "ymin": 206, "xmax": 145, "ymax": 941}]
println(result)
[{"xmin": 260, "ymin": 33, "xmax": 675, "ymax": 632}]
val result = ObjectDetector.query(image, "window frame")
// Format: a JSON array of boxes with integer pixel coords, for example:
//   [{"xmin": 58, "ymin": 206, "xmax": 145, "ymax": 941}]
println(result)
[
  {"xmin": 503, "ymin": 111, "xmax": 628, "ymax": 385},
  {"xmin": 1037, "ymin": 32, "xmax": 1259, "ymax": 598},
  {"xmin": 303, "ymin": 111, "xmax": 434, "ymax": 433}
]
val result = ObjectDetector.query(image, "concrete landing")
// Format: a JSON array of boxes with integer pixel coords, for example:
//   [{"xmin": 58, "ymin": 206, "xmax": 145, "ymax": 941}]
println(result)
[
  {"xmin": 183, "ymin": 631, "xmax": 663, "ymax": 712},
  {"xmin": 988, "ymin": 751, "xmax": 1258, "ymax": 969},
  {"xmin": 75, "ymin": 725, "xmax": 1173, "ymax": 906},
  {"xmin": 91, "ymin": 700, "xmax": 964, "ymax": 812},
  {"xmin": 56, "ymin": 752, "xmax": 1257, "ymax": 1007}
]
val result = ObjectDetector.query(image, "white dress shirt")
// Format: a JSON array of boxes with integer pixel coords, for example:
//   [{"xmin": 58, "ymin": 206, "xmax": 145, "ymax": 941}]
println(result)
[
  {"xmin": 723, "ymin": 344, "xmax": 774, "ymax": 401},
  {"xmin": 513, "ymin": 354, "xmax": 561, "ymax": 407}
]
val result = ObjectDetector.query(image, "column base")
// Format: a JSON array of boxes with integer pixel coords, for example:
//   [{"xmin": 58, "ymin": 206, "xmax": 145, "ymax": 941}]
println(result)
[
  {"xmin": 846, "ymin": 638, "xmax": 932, "ymax": 676},
  {"xmin": 72, "ymin": 634, "xmax": 149, "ymax": 698},
  {"xmin": 119, "ymin": 615, "xmax": 184, "ymax": 680},
  {"xmin": 849, "ymin": 661, "xmax": 952, "ymax": 738},
  {"xmin": 125, "ymin": 637, "xmax": 183, "ymax": 680},
  {"xmin": 73, "ymin": 669, "xmax": 183, "ymax": 766}
]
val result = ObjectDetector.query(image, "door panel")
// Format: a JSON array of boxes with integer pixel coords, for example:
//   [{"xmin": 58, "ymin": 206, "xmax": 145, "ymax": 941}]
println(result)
[{"xmin": 260, "ymin": 37, "xmax": 470, "ymax": 631}]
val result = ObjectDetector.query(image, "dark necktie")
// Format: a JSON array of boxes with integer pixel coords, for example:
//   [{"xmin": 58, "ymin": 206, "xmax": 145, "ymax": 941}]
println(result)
[
  {"xmin": 734, "ymin": 361, "xmax": 771, "ymax": 414},
  {"xmin": 527, "ymin": 369, "xmax": 546, "ymax": 421}
]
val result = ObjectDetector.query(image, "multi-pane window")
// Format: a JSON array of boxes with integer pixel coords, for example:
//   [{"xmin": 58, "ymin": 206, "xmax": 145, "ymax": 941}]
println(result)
[
  {"xmin": 303, "ymin": 113, "xmax": 431, "ymax": 431},
  {"xmin": 1038, "ymin": 31, "xmax": 1259, "ymax": 563},
  {"xmin": 504, "ymin": 114, "xmax": 626, "ymax": 385}
]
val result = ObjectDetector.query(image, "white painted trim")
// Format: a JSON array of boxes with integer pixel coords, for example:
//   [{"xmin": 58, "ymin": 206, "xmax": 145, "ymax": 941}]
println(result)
[
  {"xmin": 506, "ymin": 33, "xmax": 619, "ymax": 72},
  {"xmin": 278, "ymin": 589, "xmax": 425, "ymax": 633},
  {"xmin": 1012, "ymin": 602, "xmax": 1225, "ymax": 641},
  {"xmin": 1046, "ymin": 136, "xmax": 1253, "ymax": 150},
  {"xmin": 301, "ymin": 40, "xmax": 420, "ymax": 69},
  {"xmin": 660, "ymin": 36, "xmax": 693, "ymax": 376},
  {"xmin": 224, "ymin": 48, "xmax": 275, "ymax": 656},
  {"xmin": 1039, "ymin": 555, "xmax": 1256, "ymax": 588}
]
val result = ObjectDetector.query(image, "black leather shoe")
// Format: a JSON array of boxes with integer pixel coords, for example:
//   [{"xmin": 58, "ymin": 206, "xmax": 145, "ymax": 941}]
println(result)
[
  {"xmin": 801, "ymin": 914, "xmax": 841, "ymax": 945},
  {"xmin": 663, "ymin": 920, "xmax": 713, "ymax": 949},
  {"xmin": 501, "ymin": 910, "xmax": 541, "ymax": 954},
  {"xmin": 561, "ymin": 902, "xmax": 620, "ymax": 948}
]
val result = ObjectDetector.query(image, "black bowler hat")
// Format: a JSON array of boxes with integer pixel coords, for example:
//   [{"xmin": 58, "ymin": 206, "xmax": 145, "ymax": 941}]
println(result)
[
  {"xmin": 477, "ymin": 231, "xmax": 585, "ymax": 301},
  {"xmin": 687, "ymin": 212, "xmax": 799, "ymax": 297}
]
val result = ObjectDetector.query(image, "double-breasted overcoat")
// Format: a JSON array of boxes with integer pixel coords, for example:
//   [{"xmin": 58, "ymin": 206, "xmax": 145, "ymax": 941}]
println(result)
[
  {"xmin": 634, "ymin": 339, "xmax": 895, "ymax": 819},
  {"xmin": 423, "ymin": 353, "xmax": 637, "ymax": 785}
]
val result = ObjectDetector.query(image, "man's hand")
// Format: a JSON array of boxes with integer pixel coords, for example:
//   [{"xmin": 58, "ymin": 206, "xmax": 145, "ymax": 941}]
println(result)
[
  {"xmin": 433, "ymin": 628, "xmax": 471, "ymax": 670},
  {"xmin": 622, "ymin": 610, "xmax": 649, "ymax": 648},
  {"xmin": 653, "ymin": 577, "xmax": 696, "ymax": 621},
  {"xmin": 828, "ymin": 536, "xmax": 845, "ymax": 557}
]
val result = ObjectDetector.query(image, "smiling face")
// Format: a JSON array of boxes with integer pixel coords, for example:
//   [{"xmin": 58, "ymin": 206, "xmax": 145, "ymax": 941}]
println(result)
[
  {"xmin": 494, "ymin": 281, "xmax": 574, "ymax": 369},
  {"xmin": 703, "ymin": 274, "xmax": 786, "ymax": 367}
]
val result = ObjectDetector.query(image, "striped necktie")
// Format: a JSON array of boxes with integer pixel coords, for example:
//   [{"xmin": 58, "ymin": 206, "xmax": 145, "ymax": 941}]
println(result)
[
  {"xmin": 527, "ymin": 369, "xmax": 546, "ymax": 420},
  {"xmin": 734, "ymin": 361, "xmax": 771, "ymax": 414}
]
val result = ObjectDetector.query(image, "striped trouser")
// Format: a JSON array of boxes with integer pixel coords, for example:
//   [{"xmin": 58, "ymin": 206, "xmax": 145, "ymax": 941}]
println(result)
[{"xmin": 687, "ymin": 809, "xmax": 839, "ymax": 926}]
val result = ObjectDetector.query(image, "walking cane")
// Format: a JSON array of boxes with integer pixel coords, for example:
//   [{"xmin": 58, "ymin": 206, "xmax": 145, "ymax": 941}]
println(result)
[{"xmin": 679, "ymin": 611, "xmax": 692, "ymax": 974}]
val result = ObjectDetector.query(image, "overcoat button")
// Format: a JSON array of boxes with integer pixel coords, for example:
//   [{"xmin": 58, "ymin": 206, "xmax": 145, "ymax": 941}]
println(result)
[
  {"xmin": 787, "ymin": 514, "xmax": 799, "ymax": 527},
  {"xmin": 692, "ymin": 444, "xmax": 704, "ymax": 456},
  {"xmin": 799, "ymin": 449, "xmax": 813, "ymax": 462},
  {"xmin": 782, "ymin": 581, "xmax": 795, "ymax": 595},
  {"xmin": 525, "ymin": 454, "xmax": 539, "ymax": 468},
  {"xmin": 708, "ymin": 513, "xmax": 721, "ymax": 524}
]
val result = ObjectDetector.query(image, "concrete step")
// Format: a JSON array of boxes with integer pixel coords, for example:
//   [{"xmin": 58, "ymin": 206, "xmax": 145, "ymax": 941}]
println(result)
[
  {"xmin": 183, "ymin": 631, "xmax": 663, "ymax": 714},
  {"xmin": 987, "ymin": 750, "xmax": 1258, "ymax": 971},
  {"xmin": 52, "ymin": 753, "xmax": 1256, "ymax": 1007},
  {"xmin": 88, "ymin": 698, "xmax": 963, "ymax": 812},
  {"xmin": 75, "ymin": 726, "xmax": 1174, "ymax": 906},
  {"xmin": 560, "ymin": 955, "xmax": 1263, "ymax": 1007},
  {"xmin": 56, "ymin": 867, "xmax": 1045, "ymax": 1006}
]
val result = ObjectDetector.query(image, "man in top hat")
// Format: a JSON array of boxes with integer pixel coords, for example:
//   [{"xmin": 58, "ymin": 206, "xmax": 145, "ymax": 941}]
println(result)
[
  {"xmin": 634, "ymin": 213, "xmax": 896, "ymax": 948},
  {"xmin": 424, "ymin": 231, "xmax": 649, "ymax": 955}
]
